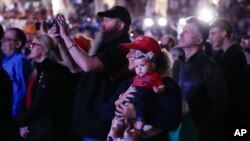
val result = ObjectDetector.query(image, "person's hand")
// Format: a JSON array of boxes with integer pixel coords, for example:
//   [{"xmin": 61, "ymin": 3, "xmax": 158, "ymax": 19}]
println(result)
[
  {"xmin": 115, "ymin": 102, "xmax": 136, "ymax": 120},
  {"xmin": 56, "ymin": 13, "xmax": 70, "ymax": 39},
  {"xmin": 153, "ymin": 86, "xmax": 160, "ymax": 93},
  {"xmin": 115, "ymin": 86, "xmax": 136, "ymax": 119},
  {"xmin": 19, "ymin": 126, "xmax": 29, "ymax": 139},
  {"xmin": 115, "ymin": 86, "xmax": 135, "ymax": 107},
  {"xmin": 48, "ymin": 24, "xmax": 61, "ymax": 40},
  {"xmin": 122, "ymin": 102, "xmax": 136, "ymax": 118}
]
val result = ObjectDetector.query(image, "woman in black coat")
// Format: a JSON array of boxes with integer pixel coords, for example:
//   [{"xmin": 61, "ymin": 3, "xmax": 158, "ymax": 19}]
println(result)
[{"xmin": 16, "ymin": 34, "xmax": 74, "ymax": 141}]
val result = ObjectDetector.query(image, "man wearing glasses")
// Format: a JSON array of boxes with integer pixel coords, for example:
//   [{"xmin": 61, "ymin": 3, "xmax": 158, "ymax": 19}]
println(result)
[
  {"xmin": 209, "ymin": 18, "xmax": 247, "ymax": 125},
  {"xmin": 1, "ymin": 27, "xmax": 32, "ymax": 119}
]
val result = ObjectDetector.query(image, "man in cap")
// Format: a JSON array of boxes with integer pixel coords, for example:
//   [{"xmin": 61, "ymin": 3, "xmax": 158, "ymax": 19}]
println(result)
[{"xmin": 53, "ymin": 6, "xmax": 132, "ymax": 141}]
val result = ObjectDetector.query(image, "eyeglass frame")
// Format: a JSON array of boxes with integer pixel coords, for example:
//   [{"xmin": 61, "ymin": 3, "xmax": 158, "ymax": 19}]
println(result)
[
  {"xmin": 1, "ymin": 37, "xmax": 18, "ymax": 42},
  {"xmin": 29, "ymin": 43, "xmax": 45, "ymax": 49}
]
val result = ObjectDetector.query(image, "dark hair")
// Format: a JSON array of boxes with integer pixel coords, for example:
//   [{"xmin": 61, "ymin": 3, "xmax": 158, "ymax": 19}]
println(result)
[
  {"xmin": 7, "ymin": 27, "xmax": 27, "ymax": 49},
  {"xmin": 155, "ymin": 50, "xmax": 173, "ymax": 77},
  {"xmin": 186, "ymin": 16, "xmax": 209, "ymax": 43},
  {"xmin": 210, "ymin": 18, "xmax": 233, "ymax": 37},
  {"xmin": 123, "ymin": 24, "xmax": 130, "ymax": 33},
  {"xmin": 0, "ymin": 24, "xmax": 4, "ymax": 40},
  {"xmin": 131, "ymin": 29, "xmax": 144, "ymax": 35},
  {"xmin": 168, "ymin": 35, "xmax": 176, "ymax": 47}
]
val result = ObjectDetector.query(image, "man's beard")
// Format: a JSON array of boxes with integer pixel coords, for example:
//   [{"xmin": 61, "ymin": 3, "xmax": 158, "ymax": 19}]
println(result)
[{"xmin": 88, "ymin": 29, "xmax": 122, "ymax": 56}]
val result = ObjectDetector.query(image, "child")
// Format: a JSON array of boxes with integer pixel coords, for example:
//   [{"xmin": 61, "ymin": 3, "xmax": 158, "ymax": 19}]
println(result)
[{"xmin": 107, "ymin": 36, "xmax": 168, "ymax": 141}]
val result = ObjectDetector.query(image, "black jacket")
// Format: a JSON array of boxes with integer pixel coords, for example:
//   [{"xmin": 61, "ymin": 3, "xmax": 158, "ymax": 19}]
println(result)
[
  {"xmin": 173, "ymin": 51, "xmax": 228, "ymax": 140},
  {"xmin": 16, "ymin": 59, "xmax": 74, "ymax": 141},
  {"xmin": 217, "ymin": 44, "xmax": 247, "ymax": 123},
  {"xmin": 0, "ymin": 67, "xmax": 19, "ymax": 141}
]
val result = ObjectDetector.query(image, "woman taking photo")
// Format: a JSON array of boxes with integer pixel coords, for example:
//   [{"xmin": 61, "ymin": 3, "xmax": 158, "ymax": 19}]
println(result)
[{"xmin": 16, "ymin": 34, "xmax": 74, "ymax": 141}]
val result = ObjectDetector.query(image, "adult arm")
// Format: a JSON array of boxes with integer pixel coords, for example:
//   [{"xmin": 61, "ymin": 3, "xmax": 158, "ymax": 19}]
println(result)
[
  {"xmin": 56, "ymin": 14, "xmax": 105, "ymax": 72},
  {"xmin": 101, "ymin": 79, "xmax": 133, "ymax": 121},
  {"xmin": 48, "ymin": 23, "xmax": 83, "ymax": 73}
]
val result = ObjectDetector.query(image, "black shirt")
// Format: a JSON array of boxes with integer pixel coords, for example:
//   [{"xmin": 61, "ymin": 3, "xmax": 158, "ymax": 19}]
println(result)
[{"xmin": 71, "ymin": 34, "xmax": 131, "ymax": 138}]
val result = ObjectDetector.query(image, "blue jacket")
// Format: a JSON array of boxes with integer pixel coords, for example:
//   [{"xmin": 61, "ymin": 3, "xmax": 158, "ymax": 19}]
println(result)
[{"xmin": 2, "ymin": 51, "xmax": 32, "ymax": 118}]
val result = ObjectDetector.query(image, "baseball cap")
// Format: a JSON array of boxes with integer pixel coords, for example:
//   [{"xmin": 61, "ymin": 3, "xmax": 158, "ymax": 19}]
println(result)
[
  {"xmin": 120, "ymin": 36, "xmax": 162, "ymax": 56},
  {"xmin": 97, "ymin": 6, "xmax": 131, "ymax": 26}
]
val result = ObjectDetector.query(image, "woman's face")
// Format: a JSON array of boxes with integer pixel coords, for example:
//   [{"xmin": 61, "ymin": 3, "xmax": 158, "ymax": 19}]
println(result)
[
  {"xmin": 126, "ymin": 49, "xmax": 136, "ymax": 71},
  {"xmin": 29, "ymin": 38, "xmax": 47, "ymax": 62}
]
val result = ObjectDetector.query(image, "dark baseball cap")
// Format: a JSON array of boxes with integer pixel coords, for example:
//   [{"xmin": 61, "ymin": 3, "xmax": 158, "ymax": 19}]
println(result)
[{"xmin": 97, "ymin": 6, "xmax": 131, "ymax": 26}]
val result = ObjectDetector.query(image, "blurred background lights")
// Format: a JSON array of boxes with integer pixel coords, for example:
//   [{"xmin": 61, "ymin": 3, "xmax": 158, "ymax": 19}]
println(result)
[
  {"xmin": 87, "ymin": 17, "xmax": 91, "ymax": 22},
  {"xmin": 143, "ymin": 18, "xmax": 154, "ymax": 27},
  {"xmin": 158, "ymin": 17, "xmax": 167, "ymax": 26},
  {"xmin": 211, "ymin": 0, "xmax": 220, "ymax": 6},
  {"xmin": 198, "ymin": 8, "xmax": 214, "ymax": 23},
  {"xmin": 178, "ymin": 18, "xmax": 186, "ymax": 26},
  {"xmin": 0, "ymin": 15, "xmax": 3, "ymax": 23}
]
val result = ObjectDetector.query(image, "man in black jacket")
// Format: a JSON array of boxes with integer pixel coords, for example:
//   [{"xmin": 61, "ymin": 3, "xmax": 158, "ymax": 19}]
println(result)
[
  {"xmin": 173, "ymin": 17, "xmax": 228, "ymax": 141},
  {"xmin": 209, "ymin": 18, "xmax": 247, "ymax": 125}
]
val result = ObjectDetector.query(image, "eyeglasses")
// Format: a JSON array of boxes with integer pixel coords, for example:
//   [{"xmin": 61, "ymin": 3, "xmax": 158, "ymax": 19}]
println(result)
[
  {"xmin": 29, "ymin": 43, "xmax": 44, "ymax": 49},
  {"xmin": 209, "ymin": 30, "xmax": 222, "ymax": 36},
  {"xmin": 1, "ymin": 37, "xmax": 17, "ymax": 42}
]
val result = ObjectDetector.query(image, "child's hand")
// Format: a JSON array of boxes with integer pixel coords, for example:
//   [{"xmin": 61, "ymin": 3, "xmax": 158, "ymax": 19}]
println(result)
[{"xmin": 153, "ymin": 86, "xmax": 160, "ymax": 94}]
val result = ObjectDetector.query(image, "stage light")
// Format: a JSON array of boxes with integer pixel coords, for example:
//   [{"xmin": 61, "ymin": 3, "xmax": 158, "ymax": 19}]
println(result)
[
  {"xmin": 198, "ymin": 8, "xmax": 214, "ymax": 23},
  {"xmin": 143, "ymin": 18, "xmax": 154, "ymax": 27},
  {"xmin": 158, "ymin": 17, "xmax": 167, "ymax": 27}
]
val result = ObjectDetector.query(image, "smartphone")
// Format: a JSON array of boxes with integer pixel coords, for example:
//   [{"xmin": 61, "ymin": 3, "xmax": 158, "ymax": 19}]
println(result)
[{"xmin": 47, "ymin": 19, "xmax": 59, "ymax": 29}]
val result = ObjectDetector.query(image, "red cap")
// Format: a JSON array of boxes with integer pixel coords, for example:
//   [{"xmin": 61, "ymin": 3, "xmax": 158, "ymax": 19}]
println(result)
[{"xmin": 120, "ymin": 36, "xmax": 162, "ymax": 56}]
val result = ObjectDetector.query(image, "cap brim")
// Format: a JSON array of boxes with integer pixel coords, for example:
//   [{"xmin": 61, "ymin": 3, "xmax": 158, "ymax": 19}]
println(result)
[{"xmin": 119, "ymin": 43, "xmax": 139, "ymax": 52}]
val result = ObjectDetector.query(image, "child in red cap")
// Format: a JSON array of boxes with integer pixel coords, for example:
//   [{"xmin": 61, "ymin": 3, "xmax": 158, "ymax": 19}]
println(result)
[{"xmin": 107, "ymin": 36, "xmax": 170, "ymax": 141}]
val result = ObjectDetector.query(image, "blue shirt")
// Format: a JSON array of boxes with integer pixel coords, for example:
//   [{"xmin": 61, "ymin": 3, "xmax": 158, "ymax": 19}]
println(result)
[{"xmin": 2, "ymin": 51, "xmax": 32, "ymax": 118}]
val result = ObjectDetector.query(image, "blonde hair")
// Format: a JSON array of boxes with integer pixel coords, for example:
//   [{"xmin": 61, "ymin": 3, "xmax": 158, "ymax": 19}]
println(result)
[{"xmin": 35, "ymin": 34, "xmax": 60, "ymax": 63}]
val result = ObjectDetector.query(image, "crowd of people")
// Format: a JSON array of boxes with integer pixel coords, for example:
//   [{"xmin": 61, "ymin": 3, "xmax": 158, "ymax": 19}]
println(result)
[{"xmin": 1, "ymin": 3, "xmax": 250, "ymax": 141}]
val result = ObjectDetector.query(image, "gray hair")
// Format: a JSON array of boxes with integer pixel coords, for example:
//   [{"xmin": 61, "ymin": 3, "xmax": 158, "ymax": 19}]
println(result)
[{"xmin": 35, "ymin": 34, "xmax": 60, "ymax": 63}]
